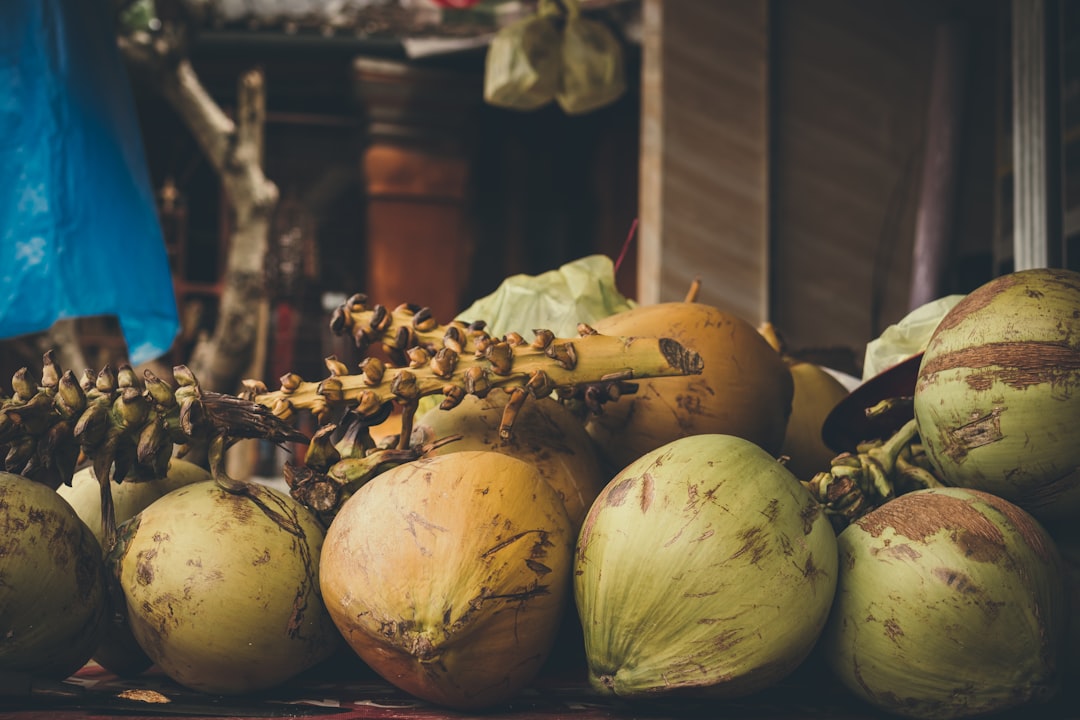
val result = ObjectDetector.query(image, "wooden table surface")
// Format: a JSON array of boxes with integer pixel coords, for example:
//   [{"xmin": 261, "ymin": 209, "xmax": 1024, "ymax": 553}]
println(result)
[{"xmin": 2, "ymin": 648, "xmax": 1077, "ymax": 720}]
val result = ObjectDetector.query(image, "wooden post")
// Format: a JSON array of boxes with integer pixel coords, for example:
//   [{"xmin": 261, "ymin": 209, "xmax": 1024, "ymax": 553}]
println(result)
[
  {"xmin": 353, "ymin": 58, "xmax": 481, "ymax": 322},
  {"xmin": 1011, "ymin": 0, "xmax": 1063, "ymax": 270},
  {"xmin": 909, "ymin": 21, "xmax": 967, "ymax": 310}
]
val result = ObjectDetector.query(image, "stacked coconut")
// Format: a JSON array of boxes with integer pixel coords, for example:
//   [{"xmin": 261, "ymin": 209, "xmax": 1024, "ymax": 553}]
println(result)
[{"xmin": 1, "ymin": 267, "xmax": 1077, "ymax": 720}]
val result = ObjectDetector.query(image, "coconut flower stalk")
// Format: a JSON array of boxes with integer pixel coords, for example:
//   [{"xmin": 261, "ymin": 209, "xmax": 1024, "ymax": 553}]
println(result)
[
  {"xmin": 1, "ymin": 296, "xmax": 704, "ymax": 530},
  {"xmin": 0, "ymin": 354, "xmax": 307, "ymax": 553},
  {"xmin": 240, "ymin": 297, "xmax": 704, "ymax": 517},
  {"xmin": 247, "ymin": 297, "xmax": 703, "ymax": 444},
  {"xmin": 0, "ymin": 352, "xmax": 82, "ymax": 489},
  {"xmin": 281, "ymin": 410, "xmax": 463, "ymax": 518}
]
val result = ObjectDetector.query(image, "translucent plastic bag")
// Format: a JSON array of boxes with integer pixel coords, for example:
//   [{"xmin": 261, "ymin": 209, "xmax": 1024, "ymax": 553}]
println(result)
[
  {"xmin": 416, "ymin": 253, "xmax": 635, "ymax": 415},
  {"xmin": 0, "ymin": 0, "xmax": 178, "ymax": 364},
  {"xmin": 456, "ymin": 253, "xmax": 635, "ymax": 339},
  {"xmin": 483, "ymin": 0, "xmax": 563, "ymax": 111},
  {"xmin": 556, "ymin": 0, "xmax": 626, "ymax": 114},
  {"xmin": 861, "ymin": 295, "xmax": 965, "ymax": 381}
]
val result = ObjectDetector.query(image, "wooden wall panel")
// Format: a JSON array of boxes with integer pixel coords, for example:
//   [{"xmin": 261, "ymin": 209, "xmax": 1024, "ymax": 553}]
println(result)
[
  {"xmin": 639, "ymin": 0, "xmax": 770, "ymax": 323},
  {"xmin": 770, "ymin": 0, "xmax": 938, "ymax": 368},
  {"xmin": 636, "ymin": 0, "xmax": 1008, "ymax": 377}
]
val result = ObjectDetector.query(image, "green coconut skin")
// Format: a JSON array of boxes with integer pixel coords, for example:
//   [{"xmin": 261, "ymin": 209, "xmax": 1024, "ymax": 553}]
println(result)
[
  {"xmin": 822, "ymin": 487, "xmax": 1066, "ymax": 720},
  {"xmin": 0, "ymin": 471, "xmax": 106, "ymax": 678},
  {"xmin": 913, "ymin": 268, "xmax": 1080, "ymax": 521},
  {"xmin": 57, "ymin": 459, "xmax": 211, "ymax": 677},
  {"xmin": 111, "ymin": 480, "xmax": 340, "ymax": 694},
  {"xmin": 574, "ymin": 434, "xmax": 838, "ymax": 699},
  {"xmin": 58, "ymin": 459, "xmax": 210, "ymax": 545}
]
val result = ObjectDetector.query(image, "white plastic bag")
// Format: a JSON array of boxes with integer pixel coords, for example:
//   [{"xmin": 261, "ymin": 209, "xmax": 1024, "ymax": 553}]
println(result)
[
  {"xmin": 455, "ymin": 254, "xmax": 635, "ymax": 340},
  {"xmin": 862, "ymin": 295, "xmax": 966, "ymax": 381}
]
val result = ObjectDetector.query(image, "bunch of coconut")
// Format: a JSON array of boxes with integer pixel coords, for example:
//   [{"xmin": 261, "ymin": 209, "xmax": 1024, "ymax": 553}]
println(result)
[
  {"xmin": 807, "ymin": 267, "xmax": 1080, "ymax": 719},
  {"xmin": 570, "ymin": 267, "xmax": 1080, "ymax": 719},
  {"xmin": 10, "ymin": 261, "xmax": 1075, "ymax": 720},
  {"xmin": 305, "ymin": 265, "xmax": 880, "ymax": 710},
  {"xmin": 304, "ymin": 292, "xmax": 722, "ymax": 709},
  {"xmin": 284, "ymin": 267, "xmax": 829, "ymax": 710},
  {"xmin": 0, "ymin": 273, "xmax": 720, "ymax": 709}
]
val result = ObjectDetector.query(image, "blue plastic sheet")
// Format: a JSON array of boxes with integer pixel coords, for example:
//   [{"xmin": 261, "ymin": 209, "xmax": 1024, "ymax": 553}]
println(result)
[{"xmin": 0, "ymin": 0, "xmax": 179, "ymax": 365}]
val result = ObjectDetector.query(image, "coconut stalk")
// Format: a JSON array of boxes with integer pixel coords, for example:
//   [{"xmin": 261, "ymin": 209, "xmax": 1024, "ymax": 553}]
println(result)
[
  {"xmin": 2, "ymin": 295, "xmax": 705, "ymax": 533},
  {"xmin": 254, "ymin": 297, "xmax": 703, "ymax": 440},
  {"xmin": 803, "ymin": 409, "xmax": 943, "ymax": 532},
  {"xmin": 242, "ymin": 299, "xmax": 705, "ymax": 517}
]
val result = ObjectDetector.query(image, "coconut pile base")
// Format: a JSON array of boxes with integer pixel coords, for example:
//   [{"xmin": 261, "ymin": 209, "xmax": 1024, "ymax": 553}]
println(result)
[{"xmin": 3, "ymin": 653, "xmax": 1076, "ymax": 719}]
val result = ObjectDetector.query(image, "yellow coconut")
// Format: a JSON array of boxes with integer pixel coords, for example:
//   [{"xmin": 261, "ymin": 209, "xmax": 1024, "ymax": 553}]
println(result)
[
  {"xmin": 57, "ymin": 458, "xmax": 210, "ymax": 676},
  {"xmin": 412, "ymin": 392, "xmax": 605, "ymax": 530},
  {"xmin": 112, "ymin": 480, "xmax": 340, "ymax": 694},
  {"xmin": 585, "ymin": 302, "xmax": 793, "ymax": 472},
  {"xmin": 319, "ymin": 450, "xmax": 574, "ymax": 710},
  {"xmin": 58, "ymin": 458, "xmax": 210, "ymax": 544},
  {"xmin": 780, "ymin": 360, "xmax": 850, "ymax": 481}
]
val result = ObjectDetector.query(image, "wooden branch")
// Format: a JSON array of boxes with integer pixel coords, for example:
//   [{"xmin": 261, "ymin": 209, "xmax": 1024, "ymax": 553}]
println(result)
[
  {"xmin": 237, "ymin": 70, "xmax": 265, "ymax": 168},
  {"xmin": 188, "ymin": 65, "xmax": 278, "ymax": 392},
  {"xmin": 119, "ymin": 29, "xmax": 236, "ymax": 179},
  {"xmin": 165, "ymin": 59, "xmax": 236, "ymax": 171},
  {"xmin": 120, "ymin": 24, "xmax": 279, "ymax": 394}
]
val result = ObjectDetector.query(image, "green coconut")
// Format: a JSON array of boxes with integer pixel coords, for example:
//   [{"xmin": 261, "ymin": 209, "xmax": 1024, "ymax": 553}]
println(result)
[
  {"xmin": 57, "ymin": 458, "xmax": 210, "ymax": 676},
  {"xmin": 110, "ymin": 479, "xmax": 340, "ymax": 694},
  {"xmin": 822, "ymin": 487, "xmax": 1066, "ymax": 719},
  {"xmin": 574, "ymin": 434, "xmax": 838, "ymax": 698},
  {"xmin": 914, "ymin": 268, "xmax": 1080, "ymax": 520},
  {"xmin": 0, "ymin": 471, "xmax": 106, "ymax": 678}
]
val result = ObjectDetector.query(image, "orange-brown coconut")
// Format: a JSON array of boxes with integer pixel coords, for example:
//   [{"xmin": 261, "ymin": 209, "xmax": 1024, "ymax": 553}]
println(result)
[
  {"xmin": 320, "ymin": 451, "xmax": 574, "ymax": 710},
  {"xmin": 412, "ymin": 392, "xmax": 605, "ymax": 531},
  {"xmin": 585, "ymin": 302, "xmax": 793, "ymax": 472}
]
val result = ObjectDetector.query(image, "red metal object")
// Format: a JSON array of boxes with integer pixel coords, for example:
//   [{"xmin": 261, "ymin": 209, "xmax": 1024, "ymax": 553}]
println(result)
[
  {"xmin": 430, "ymin": 0, "xmax": 482, "ymax": 8},
  {"xmin": 821, "ymin": 352, "xmax": 924, "ymax": 454}
]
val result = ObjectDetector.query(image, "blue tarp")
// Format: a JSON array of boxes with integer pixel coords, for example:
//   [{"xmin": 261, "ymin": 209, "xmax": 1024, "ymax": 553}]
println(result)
[{"xmin": 0, "ymin": 0, "xmax": 179, "ymax": 365}]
